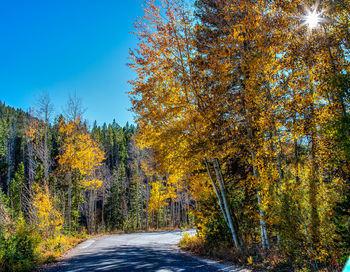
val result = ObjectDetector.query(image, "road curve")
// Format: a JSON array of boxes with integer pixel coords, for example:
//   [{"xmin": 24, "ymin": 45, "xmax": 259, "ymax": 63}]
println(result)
[{"xmin": 42, "ymin": 229, "xmax": 246, "ymax": 272}]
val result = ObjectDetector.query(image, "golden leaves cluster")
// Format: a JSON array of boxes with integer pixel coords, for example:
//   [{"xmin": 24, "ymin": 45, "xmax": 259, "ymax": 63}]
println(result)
[
  {"xmin": 31, "ymin": 183, "xmax": 63, "ymax": 236},
  {"xmin": 57, "ymin": 118, "xmax": 105, "ymax": 189}
]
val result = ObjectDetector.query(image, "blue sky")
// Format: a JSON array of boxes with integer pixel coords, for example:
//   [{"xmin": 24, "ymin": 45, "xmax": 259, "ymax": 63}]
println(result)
[{"xmin": 0, "ymin": 0, "xmax": 144, "ymax": 126}]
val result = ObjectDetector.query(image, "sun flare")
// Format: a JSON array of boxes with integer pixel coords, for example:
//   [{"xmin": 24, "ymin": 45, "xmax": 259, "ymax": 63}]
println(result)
[{"xmin": 306, "ymin": 10, "xmax": 320, "ymax": 29}]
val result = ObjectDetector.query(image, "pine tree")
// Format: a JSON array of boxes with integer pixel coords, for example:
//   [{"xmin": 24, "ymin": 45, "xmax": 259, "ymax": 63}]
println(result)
[{"xmin": 9, "ymin": 162, "xmax": 26, "ymax": 217}]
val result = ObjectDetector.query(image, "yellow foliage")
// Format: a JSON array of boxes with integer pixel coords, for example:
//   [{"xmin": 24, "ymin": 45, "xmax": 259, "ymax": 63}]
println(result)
[
  {"xmin": 247, "ymin": 256, "xmax": 253, "ymax": 265},
  {"xmin": 25, "ymin": 128, "xmax": 37, "ymax": 141},
  {"xmin": 81, "ymin": 179, "xmax": 103, "ymax": 190},
  {"xmin": 31, "ymin": 183, "xmax": 63, "ymax": 237},
  {"xmin": 148, "ymin": 180, "xmax": 168, "ymax": 214},
  {"xmin": 39, "ymin": 234, "xmax": 86, "ymax": 262},
  {"xmin": 129, "ymin": 0, "xmax": 349, "ymax": 266},
  {"xmin": 179, "ymin": 232, "xmax": 206, "ymax": 252},
  {"xmin": 57, "ymin": 117, "xmax": 105, "ymax": 189}
]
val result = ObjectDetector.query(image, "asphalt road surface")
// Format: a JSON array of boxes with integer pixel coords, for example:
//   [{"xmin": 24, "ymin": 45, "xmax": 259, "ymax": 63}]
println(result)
[{"xmin": 42, "ymin": 229, "xmax": 248, "ymax": 272}]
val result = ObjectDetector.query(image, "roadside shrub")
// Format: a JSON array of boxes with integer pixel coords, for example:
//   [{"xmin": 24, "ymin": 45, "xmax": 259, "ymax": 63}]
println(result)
[
  {"xmin": 179, "ymin": 231, "xmax": 190, "ymax": 247},
  {"xmin": 39, "ymin": 233, "xmax": 85, "ymax": 262},
  {"xmin": 179, "ymin": 232, "xmax": 207, "ymax": 254},
  {"xmin": 0, "ymin": 218, "xmax": 39, "ymax": 272}
]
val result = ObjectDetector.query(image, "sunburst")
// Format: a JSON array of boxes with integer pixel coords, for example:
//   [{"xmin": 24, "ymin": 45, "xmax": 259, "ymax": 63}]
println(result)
[{"xmin": 299, "ymin": 1, "xmax": 327, "ymax": 31}]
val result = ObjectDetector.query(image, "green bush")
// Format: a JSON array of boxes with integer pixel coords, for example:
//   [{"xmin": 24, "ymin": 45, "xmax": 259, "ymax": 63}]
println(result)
[{"xmin": 0, "ymin": 218, "xmax": 39, "ymax": 272}]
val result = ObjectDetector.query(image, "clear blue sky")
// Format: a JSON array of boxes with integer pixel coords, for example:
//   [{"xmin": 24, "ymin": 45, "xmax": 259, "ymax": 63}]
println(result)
[{"xmin": 0, "ymin": 0, "xmax": 144, "ymax": 126}]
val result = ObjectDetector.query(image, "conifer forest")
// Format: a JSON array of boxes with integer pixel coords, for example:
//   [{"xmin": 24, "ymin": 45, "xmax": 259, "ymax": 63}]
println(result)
[{"xmin": 1, "ymin": 0, "xmax": 350, "ymax": 271}]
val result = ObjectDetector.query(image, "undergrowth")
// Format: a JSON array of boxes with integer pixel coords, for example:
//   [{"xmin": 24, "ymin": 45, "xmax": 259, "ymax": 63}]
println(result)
[{"xmin": 179, "ymin": 232, "xmax": 344, "ymax": 272}]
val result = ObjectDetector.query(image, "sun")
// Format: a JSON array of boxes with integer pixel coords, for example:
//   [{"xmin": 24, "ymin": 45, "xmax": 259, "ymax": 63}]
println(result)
[
  {"xmin": 306, "ymin": 10, "xmax": 320, "ymax": 29},
  {"xmin": 299, "ymin": 1, "xmax": 326, "ymax": 31}
]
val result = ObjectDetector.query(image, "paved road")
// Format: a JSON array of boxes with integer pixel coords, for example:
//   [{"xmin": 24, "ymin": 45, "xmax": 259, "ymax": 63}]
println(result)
[{"xmin": 43, "ymin": 229, "xmax": 247, "ymax": 272}]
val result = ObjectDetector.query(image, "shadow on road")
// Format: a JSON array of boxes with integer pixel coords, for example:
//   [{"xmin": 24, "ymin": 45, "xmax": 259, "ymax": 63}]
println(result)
[{"xmin": 45, "ymin": 245, "xmax": 221, "ymax": 272}]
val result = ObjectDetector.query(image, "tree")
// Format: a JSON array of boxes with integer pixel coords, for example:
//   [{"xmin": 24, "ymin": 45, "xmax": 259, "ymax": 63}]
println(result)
[
  {"xmin": 57, "ymin": 117, "xmax": 105, "ymax": 231},
  {"xmin": 9, "ymin": 163, "xmax": 26, "ymax": 217},
  {"xmin": 26, "ymin": 93, "xmax": 54, "ymax": 179},
  {"xmin": 0, "ymin": 118, "xmax": 7, "ymax": 158},
  {"xmin": 148, "ymin": 179, "xmax": 168, "ymax": 229},
  {"xmin": 63, "ymin": 93, "xmax": 86, "ymax": 122},
  {"xmin": 129, "ymin": 0, "xmax": 245, "ymax": 249},
  {"xmin": 31, "ymin": 182, "xmax": 63, "ymax": 238}
]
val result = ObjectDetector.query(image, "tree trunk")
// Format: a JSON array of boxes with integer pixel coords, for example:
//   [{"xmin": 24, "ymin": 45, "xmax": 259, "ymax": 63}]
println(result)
[
  {"xmin": 251, "ymin": 148, "xmax": 269, "ymax": 250},
  {"xmin": 43, "ymin": 123, "xmax": 49, "ymax": 179},
  {"xmin": 212, "ymin": 158, "xmax": 242, "ymax": 249},
  {"xmin": 204, "ymin": 157, "xmax": 228, "ymax": 224},
  {"xmin": 309, "ymin": 73, "xmax": 320, "ymax": 246},
  {"xmin": 101, "ymin": 189, "xmax": 105, "ymax": 230},
  {"xmin": 67, "ymin": 173, "xmax": 72, "ymax": 232},
  {"xmin": 146, "ymin": 181, "xmax": 149, "ymax": 230}
]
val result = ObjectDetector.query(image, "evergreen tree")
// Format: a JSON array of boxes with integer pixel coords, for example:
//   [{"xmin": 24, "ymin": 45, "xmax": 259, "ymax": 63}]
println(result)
[
  {"xmin": 33, "ymin": 163, "xmax": 45, "ymax": 186},
  {"xmin": 9, "ymin": 162, "xmax": 25, "ymax": 216},
  {"xmin": 105, "ymin": 169, "xmax": 123, "ymax": 230}
]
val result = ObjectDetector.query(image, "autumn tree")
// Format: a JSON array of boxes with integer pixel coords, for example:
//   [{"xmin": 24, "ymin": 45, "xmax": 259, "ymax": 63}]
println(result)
[
  {"xmin": 26, "ymin": 93, "xmax": 54, "ymax": 180},
  {"xmin": 31, "ymin": 182, "xmax": 63, "ymax": 238},
  {"xmin": 57, "ymin": 117, "xmax": 105, "ymax": 232}
]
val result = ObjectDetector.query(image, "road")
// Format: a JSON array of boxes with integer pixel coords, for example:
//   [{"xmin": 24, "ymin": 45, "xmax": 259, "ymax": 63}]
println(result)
[{"xmin": 42, "ymin": 229, "xmax": 247, "ymax": 272}]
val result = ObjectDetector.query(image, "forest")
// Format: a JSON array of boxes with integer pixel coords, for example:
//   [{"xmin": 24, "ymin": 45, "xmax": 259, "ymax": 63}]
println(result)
[
  {"xmin": 128, "ymin": 0, "xmax": 350, "ymax": 271},
  {"xmin": 0, "ymin": 96, "xmax": 192, "ymax": 271}
]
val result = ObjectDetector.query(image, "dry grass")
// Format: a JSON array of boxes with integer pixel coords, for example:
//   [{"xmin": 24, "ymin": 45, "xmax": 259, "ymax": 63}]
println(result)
[
  {"xmin": 179, "ymin": 233, "xmax": 298, "ymax": 271},
  {"xmin": 178, "ymin": 233, "xmax": 344, "ymax": 271},
  {"xmin": 38, "ymin": 234, "xmax": 89, "ymax": 264}
]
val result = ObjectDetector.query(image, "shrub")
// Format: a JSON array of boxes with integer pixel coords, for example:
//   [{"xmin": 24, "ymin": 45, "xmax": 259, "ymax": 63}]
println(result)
[
  {"xmin": 179, "ymin": 232, "xmax": 207, "ymax": 254},
  {"xmin": 0, "ymin": 218, "xmax": 39, "ymax": 272}
]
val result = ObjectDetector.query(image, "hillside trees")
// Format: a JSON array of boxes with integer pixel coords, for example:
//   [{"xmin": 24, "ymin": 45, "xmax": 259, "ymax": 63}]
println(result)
[{"xmin": 0, "ymin": 96, "xmax": 191, "ymax": 270}]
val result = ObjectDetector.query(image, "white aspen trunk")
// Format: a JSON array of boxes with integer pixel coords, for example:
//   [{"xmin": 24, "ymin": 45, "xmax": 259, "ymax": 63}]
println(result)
[
  {"xmin": 256, "ymin": 189, "xmax": 269, "ymax": 249},
  {"xmin": 146, "ymin": 181, "xmax": 149, "ymax": 230},
  {"xmin": 308, "ymin": 71, "xmax": 320, "ymax": 245},
  {"xmin": 204, "ymin": 157, "xmax": 228, "ymax": 224},
  {"xmin": 136, "ymin": 181, "xmax": 141, "ymax": 229},
  {"xmin": 171, "ymin": 198, "xmax": 175, "ymax": 228},
  {"xmin": 101, "ymin": 189, "xmax": 105, "ymax": 230},
  {"xmin": 67, "ymin": 173, "xmax": 72, "ymax": 231},
  {"xmin": 251, "ymin": 147, "xmax": 269, "ymax": 250},
  {"xmin": 140, "ymin": 182, "xmax": 144, "ymax": 230},
  {"xmin": 212, "ymin": 158, "xmax": 240, "ymax": 249}
]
